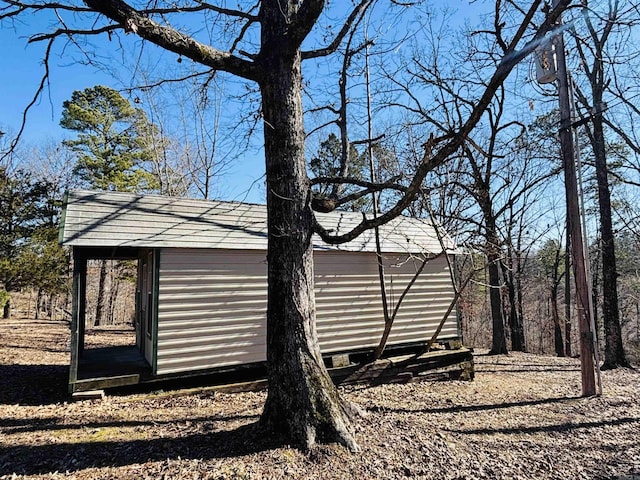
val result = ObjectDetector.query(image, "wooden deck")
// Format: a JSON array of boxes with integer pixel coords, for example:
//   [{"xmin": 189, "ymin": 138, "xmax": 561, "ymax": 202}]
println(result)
[
  {"xmin": 70, "ymin": 346, "xmax": 473, "ymax": 395},
  {"xmin": 78, "ymin": 345, "xmax": 150, "ymax": 379},
  {"xmin": 73, "ymin": 346, "xmax": 151, "ymax": 392},
  {"xmin": 331, "ymin": 347, "xmax": 474, "ymax": 386}
]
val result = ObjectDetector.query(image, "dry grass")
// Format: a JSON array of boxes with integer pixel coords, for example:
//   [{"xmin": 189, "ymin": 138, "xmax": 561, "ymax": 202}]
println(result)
[{"xmin": 0, "ymin": 318, "xmax": 639, "ymax": 480}]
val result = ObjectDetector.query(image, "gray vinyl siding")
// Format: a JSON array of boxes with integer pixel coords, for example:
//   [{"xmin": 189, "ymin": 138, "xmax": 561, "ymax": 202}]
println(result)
[
  {"xmin": 61, "ymin": 190, "xmax": 462, "ymax": 376},
  {"xmin": 315, "ymin": 251, "xmax": 458, "ymax": 352},
  {"xmin": 156, "ymin": 249, "xmax": 268, "ymax": 375},
  {"xmin": 156, "ymin": 248, "xmax": 458, "ymax": 375}
]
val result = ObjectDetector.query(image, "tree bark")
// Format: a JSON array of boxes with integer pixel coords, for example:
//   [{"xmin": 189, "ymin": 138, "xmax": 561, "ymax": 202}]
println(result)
[
  {"xmin": 108, "ymin": 264, "xmax": 120, "ymax": 325},
  {"xmin": 35, "ymin": 288, "xmax": 43, "ymax": 320},
  {"xmin": 48, "ymin": 294, "xmax": 55, "ymax": 320},
  {"xmin": 592, "ymin": 114, "xmax": 629, "ymax": 369},
  {"xmin": 483, "ymin": 212, "xmax": 507, "ymax": 354},
  {"xmin": 94, "ymin": 260, "xmax": 107, "ymax": 327},
  {"xmin": 503, "ymin": 262, "xmax": 525, "ymax": 351},
  {"xmin": 487, "ymin": 251, "xmax": 507, "ymax": 354},
  {"xmin": 551, "ymin": 285, "xmax": 565, "ymax": 357},
  {"xmin": 257, "ymin": 9, "xmax": 359, "ymax": 451}
]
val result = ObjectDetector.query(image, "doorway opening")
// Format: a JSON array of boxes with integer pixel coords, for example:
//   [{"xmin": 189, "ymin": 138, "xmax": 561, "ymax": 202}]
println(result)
[
  {"xmin": 72, "ymin": 248, "xmax": 155, "ymax": 388},
  {"xmin": 83, "ymin": 258, "xmax": 138, "ymax": 352}
]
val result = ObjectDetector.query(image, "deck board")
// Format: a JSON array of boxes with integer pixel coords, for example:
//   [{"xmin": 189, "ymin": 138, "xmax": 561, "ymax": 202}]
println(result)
[
  {"xmin": 77, "ymin": 345, "xmax": 150, "ymax": 380},
  {"xmin": 71, "ymin": 346, "xmax": 473, "ymax": 394}
]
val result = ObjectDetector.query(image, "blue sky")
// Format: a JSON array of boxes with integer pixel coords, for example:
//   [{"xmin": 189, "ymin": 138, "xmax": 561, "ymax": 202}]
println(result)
[
  {"xmin": 0, "ymin": 13, "xmax": 268, "ymax": 202},
  {"xmin": 0, "ymin": 2, "xmax": 488, "ymax": 204},
  {"xmin": 1, "ymin": 26, "xmax": 114, "ymax": 142},
  {"xmin": 0, "ymin": 28, "xmax": 268, "ymax": 201}
]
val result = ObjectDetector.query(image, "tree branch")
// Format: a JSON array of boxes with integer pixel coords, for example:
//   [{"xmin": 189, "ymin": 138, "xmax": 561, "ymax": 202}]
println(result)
[
  {"xmin": 313, "ymin": 0, "xmax": 570, "ymax": 244},
  {"xmin": 83, "ymin": 0, "xmax": 261, "ymax": 81},
  {"xmin": 310, "ymin": 175, "xmax": 406, "ymax": 212},
  {"xmin": 302, "ymin": 0, "xmax": 373, "ymax": 59},
  {"xmin": 142, "ymin": 1, "xmax": 258, "ymax": 20},
  {"xmin": 29, "ymin": 24, "xmax": 118, "ymax": 42},
  {"xmin": 288, "ymin": 0, "xmax": 325, "ymax": 48}
]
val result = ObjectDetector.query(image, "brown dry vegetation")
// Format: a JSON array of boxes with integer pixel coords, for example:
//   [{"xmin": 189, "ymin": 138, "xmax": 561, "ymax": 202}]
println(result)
[{"xmin": 1, "ymin": 318, "xmax": 639, "ymax": 480}]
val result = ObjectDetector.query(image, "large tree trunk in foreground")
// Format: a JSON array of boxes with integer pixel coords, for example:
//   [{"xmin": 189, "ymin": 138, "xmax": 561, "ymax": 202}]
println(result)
[{"xmin": 258, "ymin": 21, "xmax": 359, "ymax": 452}]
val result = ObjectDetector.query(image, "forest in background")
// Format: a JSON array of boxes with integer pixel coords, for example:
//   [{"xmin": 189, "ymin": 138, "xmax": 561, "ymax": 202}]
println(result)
[{"xmin": 1, "ymin": 1, "xmax": 639, "ymax": 370}]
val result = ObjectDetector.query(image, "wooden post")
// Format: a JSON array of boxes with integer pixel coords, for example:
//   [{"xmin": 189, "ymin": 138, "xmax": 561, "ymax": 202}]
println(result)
[
  {"xmin": 69, "ymin": 249, "xmax": 86, "ymax": 392},
  {"xmin": 553, "ymin": 4, "xmax": 597, "ymax": 396}
]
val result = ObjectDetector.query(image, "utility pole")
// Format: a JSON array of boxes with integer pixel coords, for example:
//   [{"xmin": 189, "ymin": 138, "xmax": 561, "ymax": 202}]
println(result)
[{"xmin": 552, "ymin": 0, "xmax": 597, "ymax": 396}]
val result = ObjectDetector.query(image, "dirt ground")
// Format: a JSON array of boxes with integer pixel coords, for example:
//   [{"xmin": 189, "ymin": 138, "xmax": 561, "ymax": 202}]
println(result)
[{"xmin": 0, "ymin": 318, "xmax": 639, "ymax": 480}]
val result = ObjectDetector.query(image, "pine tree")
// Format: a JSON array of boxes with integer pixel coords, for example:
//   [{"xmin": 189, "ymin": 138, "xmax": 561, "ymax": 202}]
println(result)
[
  {"xmin": 61, "ymin": 85, "xmax": 160, "ymax": 325},
  {"xmin": 0, "ymin": 168, "xmax": 52, "ymax": 318},
  {"xmin": 61, "ymin": 85, "xmax": 159, "ymax": 192}
]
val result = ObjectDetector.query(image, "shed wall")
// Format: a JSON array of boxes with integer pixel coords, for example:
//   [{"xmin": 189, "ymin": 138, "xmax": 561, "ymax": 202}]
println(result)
[
  {"xmin": 314, "ymin": 251, "xmax": 458, "ymax": 352},
  {"xmin": 156, "ymin": 248, "xmax": 458, "ymax": 375},
  {"xmin": 156, "ymin": 250, "xmax": 268, "ymax": 375}
]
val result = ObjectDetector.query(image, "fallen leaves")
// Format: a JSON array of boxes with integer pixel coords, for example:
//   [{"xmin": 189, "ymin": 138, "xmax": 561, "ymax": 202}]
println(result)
[{"xmin": 1, "ymin": 319, "xmax": 639, "ymax": 479}]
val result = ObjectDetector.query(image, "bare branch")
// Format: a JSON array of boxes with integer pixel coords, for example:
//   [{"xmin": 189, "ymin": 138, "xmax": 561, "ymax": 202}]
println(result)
[
  {"xmin": 302, "ymin": 0, "xmax": 373, "ymax": 59},
  {"xmin": 1, "ymin": 1, "xmax": 92, "ymax": 15},
  {"xmin": 83, "ymin": 0, "xmax": 261, "ymax": 81},
  {"xmin": 310, "ymin": 175, "xmax": 406, "ymax": 212},
  {"xmin": 123, "ymin": 70, "xmax": 214, "ymax": 93},
  {"xmin": 310, "ymin": 175, "xmax": 404, "ymax": 190},
  {"xmin": 1, "ymin": 37, "xmax": 53, "ymax": 162},
  {"xmin": 313, "ymin": 0, "xmax": 571, "ymax": 244},
  {"xmin": 29, "ymin": 24, "xmax": 118, "ymax": 42},
  {"xmin": 141, "ymin": 1, "xmax": 258, "ymax": 20}
]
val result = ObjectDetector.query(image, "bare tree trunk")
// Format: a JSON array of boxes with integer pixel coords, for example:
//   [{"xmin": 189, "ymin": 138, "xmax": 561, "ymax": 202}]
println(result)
[
  {"xmin": 49, "ymin": 295, "xmax": 55, "ymax": 321},
  {"xmin": 3, "ymin": 298, "xmax": 10, "ymax": 319},
  {"xmin": 570, "ymin": 0, "xmax": 629, "ymax": 370},
  {"xmin": 40, "ymin": 290, "xmax": 49, "ymax": 318},
  {"xmin": 591, "ymin": 244, "xmax": 600, "ymax": 338},
  {"xmin": 35, "ymin": 288, "xmax": 42, "ymax": 320},
  {"xmin": 515, "ymin": 264, "xmax": 526, "ymax": 352},
  {"xmin": 485, "ymin": 218, "xmax": 507, "ymax": 354},
  {"xmin": 257, "ymin": 30, "xmax": 358, "ymax": 451},
  {"xmin": 108, "ymin": 264, "xmax": 120, "ymax": 325},
  {"xmin": 28, "ymin": 290, "xmax": 33, "ymax": 319},
  {"xmin": 488, "ymin": 253, "xmax": 507, "ymax": 354},
  {"xmin": 564, "ymin": 229, "xmax": 572, "ymax": 357},
  {"xmin": 592, "ymin": 115, "xmax": 629, "ymax": 369},
  {"xmin": 551, "ymin": 286, "xmax": 565, "ymax": 357},
  {"xmin": 94, "ymin": 260, "xmax": 107, "ymax": 327},
  {"xmin": 503, "ymin": 262, "xmax": 525, "ymax": 351}
]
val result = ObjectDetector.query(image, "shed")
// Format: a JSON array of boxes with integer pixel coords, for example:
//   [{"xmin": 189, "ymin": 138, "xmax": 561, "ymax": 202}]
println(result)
[{"xmin": 60, "ymin": 190, "xmax": 462, "ymax": 393}]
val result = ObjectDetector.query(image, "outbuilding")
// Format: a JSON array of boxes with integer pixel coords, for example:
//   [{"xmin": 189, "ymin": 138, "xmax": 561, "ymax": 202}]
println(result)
[{"xmin": 60, "ymin": 190, "xmax": 464, "ymax": 393}]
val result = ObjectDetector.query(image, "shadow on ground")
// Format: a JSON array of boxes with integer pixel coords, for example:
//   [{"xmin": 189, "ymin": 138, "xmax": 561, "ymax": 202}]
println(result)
[
  {"xmin": 0, "ymin": 422, "xmax": 283, "ymax": 476},
  {"xmin": 369, "ymin": 395, "xmax": 580, "ymax": 415},
  {"xmin": 444, "ymin": 416, "xmax": 640, "ymax": 435},
  {"xmin": 0, "ymin": 364, "xmax": 69, "ymax": 405}
]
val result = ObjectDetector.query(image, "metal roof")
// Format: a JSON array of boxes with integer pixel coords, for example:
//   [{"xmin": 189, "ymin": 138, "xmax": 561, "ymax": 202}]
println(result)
[{"xmin": 59, "ymin": 190, "xmax": 456, "ymax": 254}]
